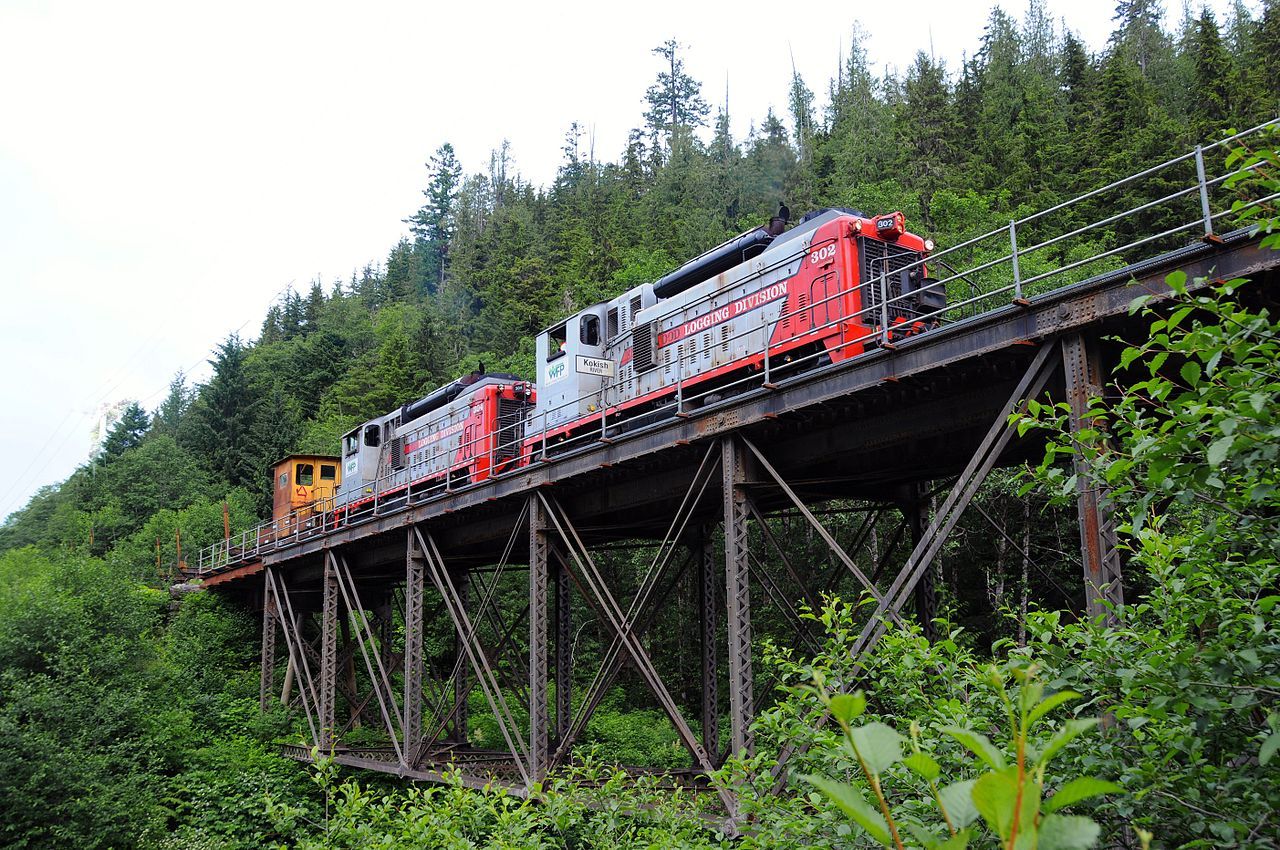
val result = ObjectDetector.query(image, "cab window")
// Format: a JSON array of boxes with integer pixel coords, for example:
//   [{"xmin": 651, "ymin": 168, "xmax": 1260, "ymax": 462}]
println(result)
[
  {"xmin": 364, "ymin": 424, "xmax": 381, "ymax": 447},
  {"xmin": 580, "ymin": 314, "xmax": 600, "ymax": 346},
  {"xmin": 320, "ymin": 464, "xmax": 337, "ymax": 481},
  {"xmin": 344, "ymin": 434, "xmax": 359, "ymax": 456},
  {"xmin": 295, "ymin": 463, "xmax": 314, "ymax": 486},
  {"xmin": 548, "ymin": 324, "xmax": 567, "ymax": 360}
]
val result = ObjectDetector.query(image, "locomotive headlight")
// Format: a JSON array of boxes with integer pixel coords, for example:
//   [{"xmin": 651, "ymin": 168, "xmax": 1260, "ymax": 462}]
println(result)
[{"xmin": 924, "ymin": 238, "xmax": 935, "ymax": 252}]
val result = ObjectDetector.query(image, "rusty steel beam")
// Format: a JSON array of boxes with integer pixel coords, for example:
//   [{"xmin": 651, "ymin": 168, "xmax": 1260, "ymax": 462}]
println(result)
[
  {"xmin": 721, "ymin": 436, "xmax": 754, "ymax": 761},
  {"xmin": 528, "ymin": 493, "xmax": 551, "ymax": 783},
  {"xmin": 553, "ymin": 558, "xmax": 571, "ymax": 746},
  {"xmin": 404, "ymin": 530, "xmax": 426, "ymax": 766},
  {"xmin": 1061, "ymin": 333, "xmax": 1124, "ymax": 624},
  {"xmin": 697, "ymin": 527, "xmax": 719, "ymax": 759},
  {"xmin": 260, "ymin": 589, "xmax": 278, "ymax": 712},
  {"xmin": 319, "ymin": 555, "xmax": 339, "ymax": 750}
]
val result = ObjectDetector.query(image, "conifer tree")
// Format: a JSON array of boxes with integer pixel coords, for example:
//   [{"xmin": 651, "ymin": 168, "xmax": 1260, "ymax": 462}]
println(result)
[
  {"xmin": 643, "ymin": 39, "xmax": 710, "ymax": 153},
  {"xmin": 1189, "ymin": 8, "xmax": 1233, "ymax": 138},
  {"xmin": 187, "ymin": 335, "xmax": 260, "ymax": 488},
  {"xmin": 100, "ymin": 403, "xmax": 149, "ymax": 460},
  {"xmin": 407, "ymin": 143, "xmax": 462, "ymax": 294},
  {"xmin": 150, "ymin": 373, "xmax": 191, "ymax": 440}
]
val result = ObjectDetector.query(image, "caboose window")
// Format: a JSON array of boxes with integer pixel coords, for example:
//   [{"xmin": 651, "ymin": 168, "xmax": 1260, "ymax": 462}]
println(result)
[
  {"xmin": 548, "ymin": 324, "xmax": 567, "ymax": 360},
  {"xmin": 296, "ymin": 463, "xmax": 314, "ymax": 486},
  {"xmin": 580, "ymin": 314, "xmax": 600, "ymax": 346},
  {"xmin": 364, "ymin": 424, "xmax": 381, "ymax": 447},
  {"xmin": 278, "ymin": 471, "xmax": 288, "ymax": 489},
  {"xmin": 320, "ymin": 464, "xmax": 336, "ymax": 481}
]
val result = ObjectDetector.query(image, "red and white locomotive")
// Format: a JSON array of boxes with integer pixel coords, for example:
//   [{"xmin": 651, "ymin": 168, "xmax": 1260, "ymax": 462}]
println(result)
[{"xmin": 328, "ymin": 207, "xmax": 941, "ymax": 517}]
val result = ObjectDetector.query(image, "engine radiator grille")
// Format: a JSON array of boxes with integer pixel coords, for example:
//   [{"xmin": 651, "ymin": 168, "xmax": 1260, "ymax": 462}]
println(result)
[
  {"xmin": 860, "ymin": 238, "xmax": 922, "ymax": 324},
  {"xmin": 496, "ymin": 398, "xmax": 525, "ymax": 461}
]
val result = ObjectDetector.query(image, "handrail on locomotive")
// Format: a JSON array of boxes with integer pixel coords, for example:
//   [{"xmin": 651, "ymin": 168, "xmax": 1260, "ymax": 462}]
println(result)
[{"xmin": 193, "ymin": 119, "xmax": 1280, "ymax": 577}]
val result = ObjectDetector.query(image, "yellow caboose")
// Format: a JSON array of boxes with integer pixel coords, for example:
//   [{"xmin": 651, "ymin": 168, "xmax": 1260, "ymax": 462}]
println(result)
[{"xmin": 271, "ymin": 454, "xmax": 341, "ymax": 530}]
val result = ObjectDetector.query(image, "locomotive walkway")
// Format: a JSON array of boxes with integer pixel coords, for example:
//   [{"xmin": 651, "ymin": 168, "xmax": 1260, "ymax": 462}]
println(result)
[{"xmin": 188, "ymin": 122, "xmax": 1280, "ymax": 816}]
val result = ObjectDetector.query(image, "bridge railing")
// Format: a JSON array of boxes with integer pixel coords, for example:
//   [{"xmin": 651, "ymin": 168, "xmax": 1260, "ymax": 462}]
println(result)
[{"xmin": 190, "ymin": 119, "xmax": 1279, "ymax": 579}]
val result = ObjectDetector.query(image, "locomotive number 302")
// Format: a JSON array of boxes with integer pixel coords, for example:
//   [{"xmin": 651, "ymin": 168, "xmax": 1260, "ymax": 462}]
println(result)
[{"xmin": 809, "ymin": 243, "xmax": 837, "ymax": 265}]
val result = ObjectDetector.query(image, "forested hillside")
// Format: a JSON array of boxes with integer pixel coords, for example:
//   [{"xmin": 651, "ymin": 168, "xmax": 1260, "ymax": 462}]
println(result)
[{"xmin": 1, "ymin": 2, "xmax": 1278, "ymax": 848}]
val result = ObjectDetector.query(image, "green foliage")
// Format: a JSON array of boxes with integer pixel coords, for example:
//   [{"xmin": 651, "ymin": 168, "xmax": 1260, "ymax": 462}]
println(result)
[{"xmin": 801, "ymin": 663, "xmax": 1117, "ymax": 850}]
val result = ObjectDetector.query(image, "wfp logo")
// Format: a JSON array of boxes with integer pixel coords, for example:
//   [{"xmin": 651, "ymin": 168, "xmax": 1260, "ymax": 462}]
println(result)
[{"xmin": 546, "ymin": 361, "xmax": 567, "ymax": 384}]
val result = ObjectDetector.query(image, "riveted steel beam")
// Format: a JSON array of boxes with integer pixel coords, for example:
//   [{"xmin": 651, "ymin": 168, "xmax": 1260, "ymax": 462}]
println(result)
[
  {"xmin": 528, "ymin": 493, "xmax": 551, "ymax": 783},
  {"xmin": 1061, "ymin": 333, "xmax": 1124, "ymax": 624},
  {"xmin": 721, "ymin": 436, "xmax": 754, "ymax": 761},
  {"xmin": 319, "ymin": 555, "xmax": 339, "ymax": 750},
  {"xmin": 697, "ymin": 526, "xmax": 718, "ymax": 758},
  {"xmin": 404, "ymin": 529, "xmax": 426, "ymax": 765},
  {"xmin": 260, "ymin": 589, "xmax": 278, "ymax": 712}
]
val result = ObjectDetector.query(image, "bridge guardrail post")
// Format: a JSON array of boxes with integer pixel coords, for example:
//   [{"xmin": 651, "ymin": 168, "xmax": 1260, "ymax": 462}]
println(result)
[
  {"xmin": 1010, "ymin": 219, "xmax": 1024, "ymax": 302},
  {"xmin": 1195, "ymin": 144, "xmax": 1214, "ymax": 239},
  {"xmin": 879, "ymin": 268, "xmax": 891, "ymax": 346}
]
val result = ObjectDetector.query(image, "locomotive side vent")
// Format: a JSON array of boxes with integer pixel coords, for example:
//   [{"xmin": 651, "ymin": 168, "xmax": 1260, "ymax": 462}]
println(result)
[
  {"xmin": 720, "ymin": 324, "xmax": 731, "ymax": 352},
  {"xmin": 388, "ymin": 436, "xmax": 406, "ymax": 470},
  {"xmin": 632, "ymin": 320, "xmax": 658, "ymax": 372}
]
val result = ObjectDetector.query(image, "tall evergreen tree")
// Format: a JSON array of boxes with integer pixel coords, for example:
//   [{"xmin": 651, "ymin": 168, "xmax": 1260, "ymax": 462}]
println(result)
[
  {"xmin": 187, "ymin": 335, "xmax": 260, "ymax": 488},
  {"xmin": 643, "ymin": 39, "xmax": 710, "ymax": 152},
  {"xmin": 1188, "ymin": 8, "xmax": 1233, "ymax": 137},
  {"xmin": 100, "ymin": 403, "xmax": 149, "ymax": 461},
  {"xmin": 150, "ymin": 373, "xmax": 191, "ymax": 440},
  {"xmin": 406, "ymin": 143, "xmax": 463, "ymax": 294}
]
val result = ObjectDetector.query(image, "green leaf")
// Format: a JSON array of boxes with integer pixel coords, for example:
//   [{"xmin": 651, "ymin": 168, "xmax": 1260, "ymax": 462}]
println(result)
[
  {"xmin": 941, "ymin": 726, "xmax": 1007, "ymax": 770},
  {"xmin": 938, "ymin": 779, "xmax": 979, "ymax": 829},
  {"xmin": 904, "ymin": 822, "xmax": 944, "ymax": 849},
  {"xmin": 938, "ymin": 831, "xmax": 972, "ymax": 850},
  {"xmin": 851, "ymin": 722, "xmax": 905, "ymax": 774},
  {"xmin": 1028, "ymin": 690, "xmax": 1081, "ymax": 726},
  {"xmin": 1179, "ymin": 361, "xmax": 1201, "ymax": 386},
  {"xmin": 1038, "ymin": 814, "xmax": 1102, "ymax": 850},
  {"xmin": 904, "ymin": 751, "xmax": 941, "ymax": 782},
  {"xmin": 1260, "ymin": 730, "xmax": 1280, "ymax": 765},
  {"xmin": 1039, "ymin": 719, "xmax": 1098, "ymax": 768},
  {"xmin": 801, "ymin": 775, "xmax": 893, "ymax": 847},
  {"xmin": 972, "ymin": 768, "xmax": 1020, "ymax": 838},
  {"xmin": 1207, "ymin": 435, "xmax": 1234, "ymax": 467},
  {"xmin": 829, "ymin": 692, "xmax": 867, "ymax": 724},
  {"xmin": 1043, "ymin": 777, "xmax": 1123, "ymax": 813}
]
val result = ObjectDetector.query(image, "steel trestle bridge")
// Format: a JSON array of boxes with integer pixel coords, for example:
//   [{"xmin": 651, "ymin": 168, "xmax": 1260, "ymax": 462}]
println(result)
[{"xmin": 187, "ymin": 122, "xmax": 1280, "ymax": 822}]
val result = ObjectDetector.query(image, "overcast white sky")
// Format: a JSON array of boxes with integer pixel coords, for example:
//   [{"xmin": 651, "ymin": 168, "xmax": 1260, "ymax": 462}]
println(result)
[{"xmin": 0, "ymin": 0, "xmax": 1245, "ymax": 521}]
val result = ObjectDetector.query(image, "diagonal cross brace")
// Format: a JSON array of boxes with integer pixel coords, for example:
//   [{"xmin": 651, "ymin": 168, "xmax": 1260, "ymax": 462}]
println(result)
[{"xmin": 537, "ymin": 493, "xmax": 723, "ymax": 779}]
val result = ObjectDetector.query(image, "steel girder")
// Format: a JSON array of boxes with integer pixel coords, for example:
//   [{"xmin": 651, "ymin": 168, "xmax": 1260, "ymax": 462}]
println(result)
[
  {"xmin": 1061, "ymin": 333, "xmax": 1124, "ymax": 624},
  {"xmin": 528, "ymin": 493, "xmax": 551, "ymax": 783}
]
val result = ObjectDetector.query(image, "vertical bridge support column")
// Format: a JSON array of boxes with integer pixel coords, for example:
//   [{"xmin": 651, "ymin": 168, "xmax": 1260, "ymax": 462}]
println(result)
[
  {"xmin": 320, "ymin": 553, "xmax": 339, "ymax": 751},
  {"xmin": 553, "ymin": 554, "xmax": 571, "ymax": 748},
  {"xmin": 260, "ymin": 587, "xmax": 278, "ymax": 712},
  {"xmin": 697, "ymin": 525, "xmax": 719, "ymax": 759},
  {"xmin": 528, "ymin": 493, "xmax": 551, "ymax": 784},
  {"xmin": 404, "ymin": 530, "xmax": 426, "ymax": 768},
  {"xmin": 721, "ymin": 436, "xmax": 754, "ymax": 760},
  {"xmin": 1061, "ymin": 333, "xmax": 1124, "ymax": 625}
]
